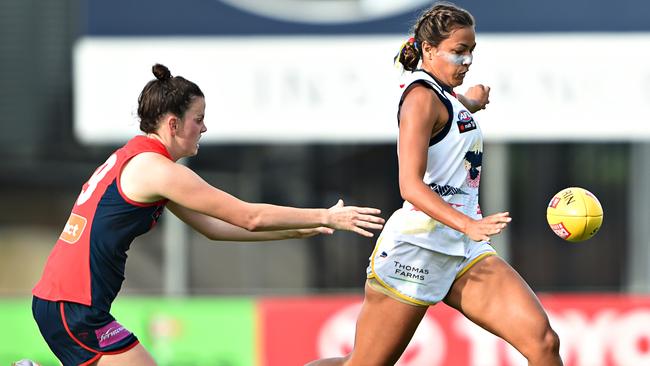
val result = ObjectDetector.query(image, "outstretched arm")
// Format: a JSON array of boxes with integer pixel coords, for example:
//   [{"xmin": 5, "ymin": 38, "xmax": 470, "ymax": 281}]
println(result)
[
  {"xmin": 120, "ymin": 154, "xmax": 384, "ymax": 237},
  {"xmin": 167, "ymin": 201, "xmax": 334, "ymax": 241}
]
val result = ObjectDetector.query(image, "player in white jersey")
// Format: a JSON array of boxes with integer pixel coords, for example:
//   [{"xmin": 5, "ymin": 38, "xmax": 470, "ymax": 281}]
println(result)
[{"xmin": 308, "ymin": 2, "xmax": 563, "ymax": 366}]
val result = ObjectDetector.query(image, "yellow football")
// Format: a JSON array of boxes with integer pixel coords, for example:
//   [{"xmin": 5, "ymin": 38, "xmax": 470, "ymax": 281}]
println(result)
[{"xmin": 546, "ymin": 187, "xmax": 603, "ymax": 242}]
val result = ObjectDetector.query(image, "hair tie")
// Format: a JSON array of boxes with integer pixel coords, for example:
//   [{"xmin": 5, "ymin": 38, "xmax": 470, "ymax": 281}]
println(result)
[{"xmin": 407, "ymin": 37, "xmax": 419, "ymax": 50}]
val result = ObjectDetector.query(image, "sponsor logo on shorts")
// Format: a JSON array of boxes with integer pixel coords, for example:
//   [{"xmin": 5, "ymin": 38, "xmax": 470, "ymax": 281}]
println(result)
[
  {"xmin": 95, "ymin": 321, "xmax": 131, "ymax": 349},
  {"xmin": 59, "ymin": 213, "xmax": 87, "ymax": 244},
  {"xmin": 379, "ymin": 251, "xmax": 388, "ymax": 258},
  {"xmin": 391, "ymin": 261, "xmax": 429, "ymax": 283}
]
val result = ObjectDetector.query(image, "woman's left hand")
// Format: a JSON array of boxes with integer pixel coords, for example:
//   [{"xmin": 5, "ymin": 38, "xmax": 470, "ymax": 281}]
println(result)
[{"xmin": 462, "ymin": 84, "xmax": 490, "ymax": 112}]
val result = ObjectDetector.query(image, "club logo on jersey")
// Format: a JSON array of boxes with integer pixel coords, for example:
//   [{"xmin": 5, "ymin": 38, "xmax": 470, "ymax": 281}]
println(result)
[
  {"xmin": 464, "ymin": 150, "xmax": 483, "ymax": 188},
  {"xmin": 457, "ymin": 110, "xmax": 477, "ymax": 133},
  {"xmin": 59, "ymin": 213, "xmax": 87, "ymax": 244},
  {"xmin": 463, "ymin": 141, "xmax": 483, "ymax": 188}
]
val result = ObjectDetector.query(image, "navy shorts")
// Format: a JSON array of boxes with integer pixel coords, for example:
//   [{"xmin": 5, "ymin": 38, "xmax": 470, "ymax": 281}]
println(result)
[{"xmin": 32, "ymin": 296, "xmax": 139, "ymax": 366}]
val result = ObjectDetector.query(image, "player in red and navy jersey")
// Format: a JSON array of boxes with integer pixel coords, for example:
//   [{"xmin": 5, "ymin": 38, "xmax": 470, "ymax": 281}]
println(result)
[{"xmin": 32, "ymin": 63, "xmax": 385, "ymax": 366}]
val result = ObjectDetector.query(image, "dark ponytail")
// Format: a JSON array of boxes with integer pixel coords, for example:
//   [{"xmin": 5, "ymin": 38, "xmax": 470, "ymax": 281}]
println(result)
[{"xmin": 395, "ymin": 38, "xmax": 421, "ymax": 72}]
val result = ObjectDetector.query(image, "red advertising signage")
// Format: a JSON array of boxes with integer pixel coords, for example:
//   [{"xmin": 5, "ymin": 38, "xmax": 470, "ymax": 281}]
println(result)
[{"xmin": 258, "ymin": 294, "xmax": 650, "ymax": 366}]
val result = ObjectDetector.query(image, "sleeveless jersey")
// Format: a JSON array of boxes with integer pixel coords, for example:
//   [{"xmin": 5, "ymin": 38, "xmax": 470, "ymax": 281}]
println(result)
[
  {"xmin": 33, "ymin": 136, "xmax": 171, "ymax": 311},
  {"xmin": 383, "ymin": 69, "xmax": 484, "ymax": 256}
]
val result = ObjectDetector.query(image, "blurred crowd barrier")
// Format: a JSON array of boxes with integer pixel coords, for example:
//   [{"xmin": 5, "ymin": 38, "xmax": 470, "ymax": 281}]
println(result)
[{"xmin": 4, "ymin": 294, "xmax": 650, "ymax": 366}]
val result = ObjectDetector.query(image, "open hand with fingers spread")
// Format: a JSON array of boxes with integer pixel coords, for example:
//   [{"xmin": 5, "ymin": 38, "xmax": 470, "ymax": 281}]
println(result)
[
  {"xmin": 464, "ymin": 211, "xmax": 511, "ymax": 242},
  {"xmin": 325, "ymin": 199, "xmax": 385, "ymax": 237}
]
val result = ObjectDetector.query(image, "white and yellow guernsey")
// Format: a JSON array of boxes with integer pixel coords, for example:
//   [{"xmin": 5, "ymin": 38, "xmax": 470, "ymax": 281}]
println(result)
[{"xmin": 384, "ymin": 69, "xmax": 484, "ymax": 256}]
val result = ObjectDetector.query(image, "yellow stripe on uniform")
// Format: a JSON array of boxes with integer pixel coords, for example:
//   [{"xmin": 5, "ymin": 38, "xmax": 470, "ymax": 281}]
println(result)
[{"xmin": 455, "ymin": 251, "xmax": 497, "ymax": 280}]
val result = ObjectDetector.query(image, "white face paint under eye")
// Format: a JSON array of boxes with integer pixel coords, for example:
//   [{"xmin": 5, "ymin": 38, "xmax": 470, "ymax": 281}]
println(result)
[{"xmin": 437, "ymin": 51, "xmax": 472, "ymax": 66}]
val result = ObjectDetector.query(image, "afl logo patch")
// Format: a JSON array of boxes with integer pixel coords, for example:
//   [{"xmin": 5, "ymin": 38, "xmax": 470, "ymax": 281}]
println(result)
[
  {"xmin": 457, "ymin": 110, "xmax": 477, "ymax": 133},
  {"xmin": 458, "ymin": 110, "xmax": 472, "ymax": 122},
  {"xmin": 59, "ymin": 213, "xmax": 87, "ymax": 244}
]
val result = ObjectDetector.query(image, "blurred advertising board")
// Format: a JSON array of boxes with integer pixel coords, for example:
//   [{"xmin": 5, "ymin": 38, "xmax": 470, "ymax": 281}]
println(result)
[
  {"xmin": 74, "ymin": 34, "xmax": 650, "ymax": 144},
  {"xmin": 4, "ymin": 294, "xmax": 650, "ymax": 365},
  {"xmin": 2, "ymin": 298, "xmax": 255, "ymax": 366},
  {"xmin": 258, "ymin": 294, "xmax": 650, "ymax": 366},
  {"xmin": 111, "ymin": 298, "xmax": 256, "ymax": 366},
  {"xmin": 0, "ymin": 300, "xmax": 56, "ymax": 365}
]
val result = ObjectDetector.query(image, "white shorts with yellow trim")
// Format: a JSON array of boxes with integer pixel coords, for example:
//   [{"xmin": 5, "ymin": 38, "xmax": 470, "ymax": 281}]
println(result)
[{"xmin": 366, "ymin": 235, "xmax": 496, "ymax": 307}]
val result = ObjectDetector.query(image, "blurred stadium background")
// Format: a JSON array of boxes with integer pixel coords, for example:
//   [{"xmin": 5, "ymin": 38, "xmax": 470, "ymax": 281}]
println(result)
[{"xmin": 2, "ymin": 0, "xmax": 650, "ymax": 365}]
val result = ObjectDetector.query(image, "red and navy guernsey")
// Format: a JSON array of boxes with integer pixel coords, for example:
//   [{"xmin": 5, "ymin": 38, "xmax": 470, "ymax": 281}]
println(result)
[{"xmin": 33, "ymin": 136, "xmax": 171, "ymax": 312}]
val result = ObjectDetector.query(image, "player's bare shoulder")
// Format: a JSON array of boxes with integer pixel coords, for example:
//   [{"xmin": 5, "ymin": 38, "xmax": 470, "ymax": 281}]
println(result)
[
  {"xmin": 120, "ymin": 152, "xmax": 175, "ymax": 203},
  {"xmin": 401, "ymin": 84, "xmax": 448, "ymax": 135}
]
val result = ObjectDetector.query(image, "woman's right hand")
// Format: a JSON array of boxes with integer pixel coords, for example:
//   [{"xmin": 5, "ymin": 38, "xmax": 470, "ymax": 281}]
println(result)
[
  {"xmin": 463, "ymin": 212, "xmax": 511, "ymax": 242},
  {"xmin": 325, "ymin": 199, "xmax": 385, "ymax": 237}
]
